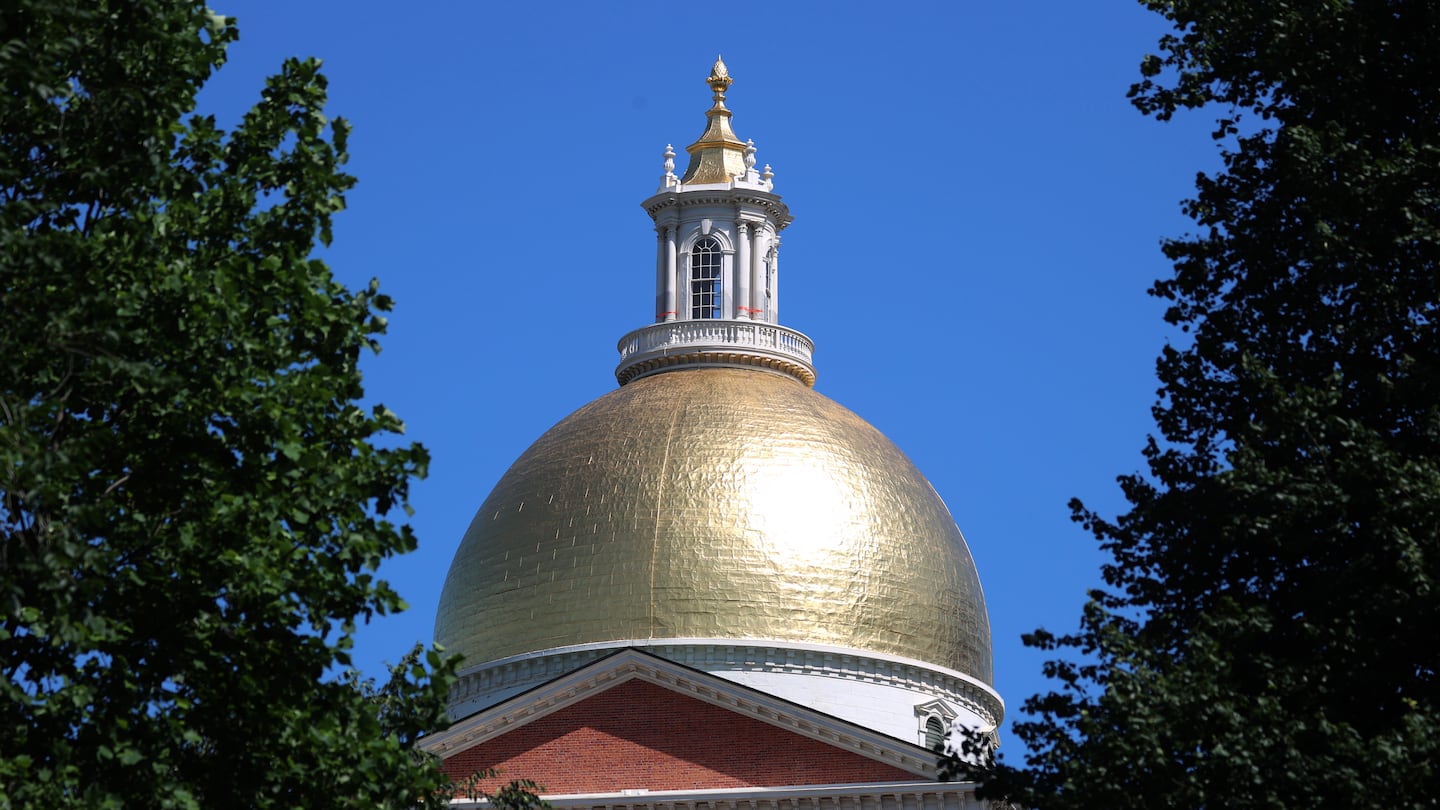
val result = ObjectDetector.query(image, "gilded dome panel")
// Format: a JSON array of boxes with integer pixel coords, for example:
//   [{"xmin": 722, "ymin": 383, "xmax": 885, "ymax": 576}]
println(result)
[{"xmin": 434, "ymin": 368, "xmax": 993, "ymax": 684}]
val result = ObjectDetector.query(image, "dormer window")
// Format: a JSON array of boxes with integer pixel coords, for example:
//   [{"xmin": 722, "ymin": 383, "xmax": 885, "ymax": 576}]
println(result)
[
  {"xmin": 690, "ymin": 236, "xmax": 722, "ymax": 319},
  {"xmin": 914, "ymin": 698, "xmax": 959, "ymax": 753}
]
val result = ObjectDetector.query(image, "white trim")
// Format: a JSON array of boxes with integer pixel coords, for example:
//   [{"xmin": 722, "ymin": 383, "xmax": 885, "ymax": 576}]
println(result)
[
  {"xmin": 640, "ymin": 188, "xmax": 793, "ymax": 232},
  {"xmin": 424, "ymin": 649, "xmax": 945, "ymax": 779},
  {"xmin": 544, "ymin": 781, "xmax": 982, "ymax": 803},
  {"xmin": 449, "ymin": 638, "xmax": 1002, "ymax": 728},
  {"xmin": 447, "ymin": 781, "xmax": 988, "ymax": 810},
  {"xmin": 680, "ymin": 224, "xmax": 734, "ymax": 255}
]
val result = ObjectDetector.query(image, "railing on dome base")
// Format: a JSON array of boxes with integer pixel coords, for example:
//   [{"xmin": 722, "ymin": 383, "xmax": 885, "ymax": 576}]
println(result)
[{"xmin": 615, "ymin": 320, "xmax": 816, "ymax": 387}]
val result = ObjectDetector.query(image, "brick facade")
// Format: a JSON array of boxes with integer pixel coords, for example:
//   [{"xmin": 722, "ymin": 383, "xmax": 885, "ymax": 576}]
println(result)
[{"xmin": 440, "ymin": 679, "xmax": 920, "ymax": 794}]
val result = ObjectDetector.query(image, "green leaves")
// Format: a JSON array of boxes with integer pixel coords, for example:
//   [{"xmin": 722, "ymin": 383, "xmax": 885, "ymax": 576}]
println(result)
[
  {"xmin": 1, "ymin": 2, "xmax": 454, "ymax": 807},
  {"xmin": 954, "ymin": 2, "xmax": 1440, "ymax": 808}
]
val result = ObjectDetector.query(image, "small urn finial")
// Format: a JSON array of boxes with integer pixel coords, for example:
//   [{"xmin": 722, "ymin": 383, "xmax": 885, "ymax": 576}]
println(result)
[{"xmin": 659, "ymin": 144, "xmax": 678, "ymax": 189}]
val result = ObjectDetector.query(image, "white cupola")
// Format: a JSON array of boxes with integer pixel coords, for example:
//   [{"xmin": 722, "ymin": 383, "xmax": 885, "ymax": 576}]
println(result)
[{"xmin": 616, "ymin": 57, "xmax": 815, "ymax": 387}]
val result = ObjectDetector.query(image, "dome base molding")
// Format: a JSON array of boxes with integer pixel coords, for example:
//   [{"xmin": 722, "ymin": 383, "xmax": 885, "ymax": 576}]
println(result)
[{"xmin": 448, "ymin": 639, "xmax": 1003, "ymax": 742}]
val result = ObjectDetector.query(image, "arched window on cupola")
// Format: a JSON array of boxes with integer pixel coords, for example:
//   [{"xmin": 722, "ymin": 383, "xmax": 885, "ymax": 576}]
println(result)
[{"xmin": 690, "ymin": 236, "xmax": 722, "ymax": 319}]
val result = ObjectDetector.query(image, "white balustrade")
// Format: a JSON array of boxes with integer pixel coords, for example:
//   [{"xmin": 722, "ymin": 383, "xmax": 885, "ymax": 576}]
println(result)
[{"xmin": 616, "ymin": 319, "xmax": 816, "ymax": 385}]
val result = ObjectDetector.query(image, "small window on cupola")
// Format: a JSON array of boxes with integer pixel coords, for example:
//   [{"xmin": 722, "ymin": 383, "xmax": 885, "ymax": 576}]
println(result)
[{"xmin": 690, "ymin": 236, "xmax": 722, "ymax": 319}]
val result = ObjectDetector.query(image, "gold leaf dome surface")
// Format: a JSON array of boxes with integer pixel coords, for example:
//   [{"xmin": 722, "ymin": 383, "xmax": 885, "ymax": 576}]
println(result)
[{"xmin": 435, "ymin": 368, "xmax": 993, "ymax": 684}]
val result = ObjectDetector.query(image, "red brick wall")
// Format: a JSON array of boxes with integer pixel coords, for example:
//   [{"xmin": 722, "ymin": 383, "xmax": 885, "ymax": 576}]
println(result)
[{"xmin": 440, "ymin": 679, "xmax": 919, "ymax": 793}]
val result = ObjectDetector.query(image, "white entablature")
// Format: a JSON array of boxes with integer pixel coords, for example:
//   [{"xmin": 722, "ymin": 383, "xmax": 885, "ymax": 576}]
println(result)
[{"xmin": 617, "ymin": 56, "xmax": 814, "ymax": 387}]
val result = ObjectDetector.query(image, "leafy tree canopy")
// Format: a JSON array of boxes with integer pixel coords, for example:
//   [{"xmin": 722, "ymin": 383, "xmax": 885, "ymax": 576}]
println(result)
[
  {"xmin": 953, "ymin": 2, "xmax": 1440, "ymax": 807},
  {"xmin": 0, "ymin": 2, "xmax": 458, "ymax": 806}
]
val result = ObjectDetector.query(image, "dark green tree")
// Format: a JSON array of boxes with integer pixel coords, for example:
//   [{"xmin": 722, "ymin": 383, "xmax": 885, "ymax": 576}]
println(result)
[
  {"xmin": 0, "ymin": 2, "xmax": 458, "ymax": 806},
  {"xmin": 952, "ymin": 2, "xmax": 1440, "ymax": 807}
]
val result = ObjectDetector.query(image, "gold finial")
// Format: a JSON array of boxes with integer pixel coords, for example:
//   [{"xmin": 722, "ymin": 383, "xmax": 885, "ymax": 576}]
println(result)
[{"xmin": 682, "ymin": 57, "xmax": 747, "ymax": 184}]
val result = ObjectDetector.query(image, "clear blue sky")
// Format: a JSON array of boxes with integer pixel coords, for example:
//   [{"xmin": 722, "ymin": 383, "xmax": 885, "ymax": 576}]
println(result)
[{"xmin": 203, "ymin": 2, "xmax": 1218, "ymax": 751}]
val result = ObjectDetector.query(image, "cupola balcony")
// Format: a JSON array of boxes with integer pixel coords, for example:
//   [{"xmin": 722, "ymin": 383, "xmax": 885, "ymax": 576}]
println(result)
[{"xmin": 616, "ymin": 319, "xmax": 816, "ymax": 387}]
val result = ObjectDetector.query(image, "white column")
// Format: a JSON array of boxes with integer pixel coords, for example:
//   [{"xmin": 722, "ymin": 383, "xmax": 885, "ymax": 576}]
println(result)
[
  {"xmin": 750, "ymin": 225, "xmax": 766, "ymax": 321},
  {"xmin": 655, "ymin": 229, "xmax": 666, "ymax": 323},
  {"xmin": 664, "ymin": 225, "xmax": 678, "ymax": 322},
  {"xmin": 735, "ymin": 222, "xmax": 752, "ymax": 320},
  {"xmin": 770, "ymin": 241, "xmax": 780, "ymax": 323},
  {"xmin": 720, "ymin": 249, "xmax": 734, "ymax": 319}
]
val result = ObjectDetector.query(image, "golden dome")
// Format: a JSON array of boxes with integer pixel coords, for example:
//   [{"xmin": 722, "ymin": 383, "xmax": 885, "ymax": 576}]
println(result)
[{"xmin": 435, "ymin": 367, "xmax": 993, "ymax": 684}]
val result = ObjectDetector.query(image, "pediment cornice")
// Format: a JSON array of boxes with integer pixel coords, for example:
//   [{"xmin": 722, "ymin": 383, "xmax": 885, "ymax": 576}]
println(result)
[{"xmin": 421, "ymin": 648, "xmax": 941, "ymax": 779}]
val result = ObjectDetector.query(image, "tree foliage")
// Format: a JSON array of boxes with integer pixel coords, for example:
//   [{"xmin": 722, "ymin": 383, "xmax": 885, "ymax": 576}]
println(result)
[
  {"xmin": 0, "ymin": 2, "xmax": 457, "ymax": 806},
  {"xmin": 954, "ymin": 2, "xmax": 1440, "ymax": 807},
  {"xmin": 447, "ymin": 770, "xmax": 549, "ymax": 809}
]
